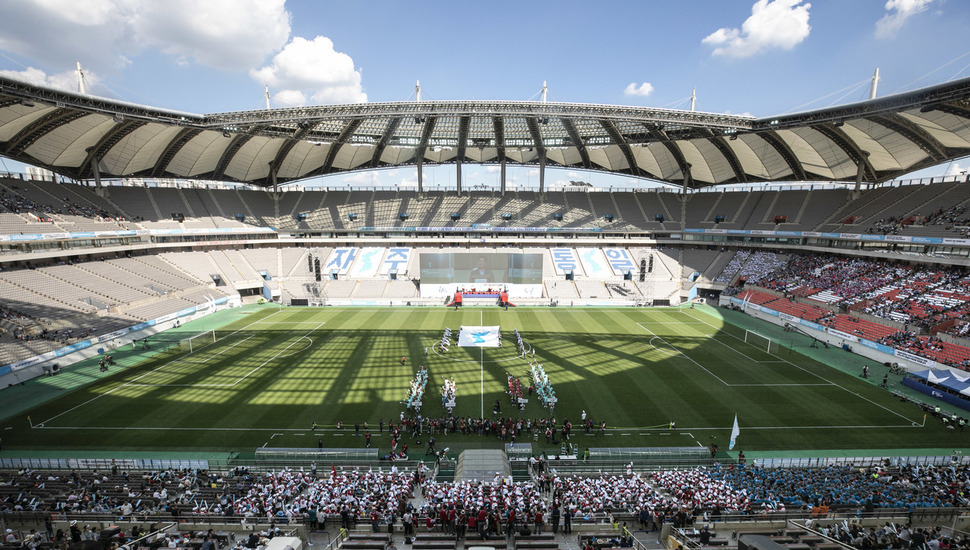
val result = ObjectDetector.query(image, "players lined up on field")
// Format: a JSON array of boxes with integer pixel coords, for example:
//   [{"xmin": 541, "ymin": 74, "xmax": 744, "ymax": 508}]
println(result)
[
  {"xmin": 403, "ymin": 366, "xmax": 429, "ymax": 411},
  {"xmin": 318, "ymin": 412, "xmax": 607, "ymax": 451}
]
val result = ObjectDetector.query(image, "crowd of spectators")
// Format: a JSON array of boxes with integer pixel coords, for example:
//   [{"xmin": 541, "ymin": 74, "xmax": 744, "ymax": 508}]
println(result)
[
  {"xmin": 554, "ymin": 473, "xmax": 669, "ymax": 516},
  {"xmin": 418, "ymin": 475, "xmax": 544, "ymax": 535},
  {"xmin": 810, "ymin": 521, "xmax": 966, "ymax": 550},
  {"xmin": 0, "ymin": 187, "xmax": 46, "ymax": 216},
  {"xmin": 708, "ymin": 463, "xmax": 969, "ymax": 510},
  {"xmin": 4, "ymin": 460, "xmax": 969, "ymax": 524},
  {"xmin": 651, "ymin": 468, "xmax": 752, "ymax": 512},
  {"xmin": 918, "ymin": 205, "xmax": 969, "ymax": 229},
  {"xmin": 866, "ymin": 204, "xmax": 970, "ymax": 236},
  {"xmin": 868, "ymin": 216, "xmax": 905, "ymax": 235},
  {"xmin": 715, "ymin": 251, "xmax": 750, "ymax": 284},
  {"xmin": 729, "ymin": 252, "xmax": 970, "ymax": 366},
  {"xmin": 387, "ymin": 411, "xmax": 585, "ymax": 443},
  {"xmin": 11, "ymin": 326, "xmax": 93, "ymax": 346},
  {"xmin": 753, "ymin": 253, "xmax": 970, "ymax": 330},
  {"xmin": 0, "ymin": 185, "xmax": 121, "ymax": 221},
  {"xmin": 951, "ymin": 322, "xmax": 970, "ymax": 338},
  {"xmin": 758, "ymin": 253, "xmax": 908, "ymax": 309}
]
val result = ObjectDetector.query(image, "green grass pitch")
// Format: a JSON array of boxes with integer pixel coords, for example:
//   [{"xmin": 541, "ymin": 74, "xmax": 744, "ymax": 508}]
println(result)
[{"xmin": 4, "ymin": 306, "xmax": 958, "ymax": 454}]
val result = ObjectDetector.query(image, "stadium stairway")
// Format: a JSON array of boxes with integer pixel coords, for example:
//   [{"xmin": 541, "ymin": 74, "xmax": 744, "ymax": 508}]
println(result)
[{"xmin": 454, "ymin": 449, "xmax": 509, "ymax": 482}]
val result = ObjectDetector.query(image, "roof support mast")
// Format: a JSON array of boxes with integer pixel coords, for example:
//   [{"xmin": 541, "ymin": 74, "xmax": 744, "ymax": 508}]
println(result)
[
  {"xmin": 85, "ymin": 146, "xmax": 102, "ymax": 193},
  {"xmin": 75, "ymin": 62, "xmax": 87, "ymax": 95},
  {"xmin": 870, "ymin": 68, "xmax": 880, "ymax": 100},
  {"xmin": 690, "ymin": 88, "xmax": 696, "ymax": 112},
  {"xmin": 415, "ymin": 81, "xmax": 423, "ymax": 194},
  {"xmin": 539, "ymin": 81, "xmax": 547, "ymax": 194},
  {"xmin": 265, "ymin": 86, "xmax": 271, "ymax": 110}
]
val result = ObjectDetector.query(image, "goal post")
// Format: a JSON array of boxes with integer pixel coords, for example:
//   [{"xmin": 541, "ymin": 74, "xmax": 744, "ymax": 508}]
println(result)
[
  {"xmin": 180, "ymin": 330, "xmax": 216, "ymax": 353},
  {"xmin": 743, "ymin": 330, "xmax": 777, "ymax": 354}
]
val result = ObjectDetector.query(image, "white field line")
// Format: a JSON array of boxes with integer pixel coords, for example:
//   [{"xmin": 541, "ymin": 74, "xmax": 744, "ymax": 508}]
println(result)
[
  {"xmin": 251, "ymin": 321, "xmax": 329, "ymax": 325},
  {"xmin": 684, "ymin": 310, "xmax": 920, "ymax": 424},
  {"xmin": 639, "ymin": 326, "xmax": 731, "ymax": 386},
  {"xmin": 641, "ymin": 323, "xmax": 836, "ymax": 389},
  {"xmin": 706, "ymin": 334, "xmax": 801, "ymax": 365},
  {"xmin": 215, "ymin": 322, "xmax": 326, "ymax": 387},
  {"xmin": 36, "ymin": 309, "xmax": 287, "ymax": 426},
  {"xmin": 635, "ymin": 321, "xmax": 710, "ymax": 326},
  {"xmin": 40, "ymin": 421, "xmax": 919, "ymax": 432},
  {"xmin": 180, "ymin": 334, "xmax": 256, "ymax": 364},
  {"xmin": 128, "ymin": 327, "xmax": 323, "ymax": 388},
  {"xmin": 275, "ymin": 336, "xmax": 315, "ymax": 359}
]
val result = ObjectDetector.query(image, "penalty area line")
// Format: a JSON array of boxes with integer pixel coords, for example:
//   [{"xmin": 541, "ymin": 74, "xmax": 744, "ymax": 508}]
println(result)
[
  {"xmin": 34, "ymin": 309, "xmax": 288, "ymax": 428},
  {"xmin": 685, "ymin": 310, "xmax": 921, "ymax": 425}
]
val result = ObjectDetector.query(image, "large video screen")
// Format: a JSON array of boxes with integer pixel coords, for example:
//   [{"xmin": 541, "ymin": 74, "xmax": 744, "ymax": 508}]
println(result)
[{"xmin": 420, "ymin": 253, "xmax": 543, "ymax": 284}]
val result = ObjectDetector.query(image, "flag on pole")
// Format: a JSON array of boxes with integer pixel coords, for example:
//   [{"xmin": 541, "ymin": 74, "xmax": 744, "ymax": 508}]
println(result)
[{"xmin": 729, "ymin": 414, "xmax": 740, "ymax": 450}]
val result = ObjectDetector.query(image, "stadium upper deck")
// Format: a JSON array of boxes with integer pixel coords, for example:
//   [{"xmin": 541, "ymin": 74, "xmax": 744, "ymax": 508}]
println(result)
[{"xmin": 1, "ymin": 75, "xmax": 969, "ymax": 190}]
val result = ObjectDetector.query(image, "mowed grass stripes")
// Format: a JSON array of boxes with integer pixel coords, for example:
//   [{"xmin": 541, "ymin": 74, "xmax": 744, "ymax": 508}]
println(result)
[{"xmin": 6, "ymin": 306, "xmax": 957, "ymax": 453}]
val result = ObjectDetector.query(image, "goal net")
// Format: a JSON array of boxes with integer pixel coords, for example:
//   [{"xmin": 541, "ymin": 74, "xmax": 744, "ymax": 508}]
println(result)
[
  {"xmin": 179, "ymin": 330, "xmax": 216, "ymax": 353},
  {"xmin": 743, "ymin": 330, "xmax": 778, "ymax": 354}
]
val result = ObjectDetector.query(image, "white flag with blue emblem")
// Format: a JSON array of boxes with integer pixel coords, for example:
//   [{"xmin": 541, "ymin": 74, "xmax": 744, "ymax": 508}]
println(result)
[
  {"xmin": 729, "ymin": 414, "xmax": 740, "ymax": 450},
  {"xmin": 458, "ymin": 326, "xmax": 502, "ymax": 347}
]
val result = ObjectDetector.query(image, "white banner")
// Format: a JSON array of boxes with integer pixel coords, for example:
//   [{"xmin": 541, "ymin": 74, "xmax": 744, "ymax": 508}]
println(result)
[
  {"xmin": 324, "ymin": 247, "xmax": 358, "ymax": 274},
  {"xmin": 419, "ymin": 283, "xmax": 542, "ymax": 299},
  {"xmin": 458, "ymin": 326, "xmax": 502, "ymax": 347},
  {"xmin": 577, "ymin": 248, "xmax": 611, "ymax": 278},
  {"xmin": 550, "ymin": 248, "xmax": 580, "ymax": 276},
  {"xmin": 380, "ymin": 247, "xmax": 411, "ymax": 275},
  {"xmin": 349, "ymin": 247, "xmax": 384, "ymax": 277},
  {"xmin": 827, "ymin": 328, "xmax": 859, "ymax": 343},
  {"xmin": 895, "ymin": 349, "xmax": 938, "ymax": 368},
  {"xmin": 603, "ymin": 248, "xmax": 637, "ymax": 276}
]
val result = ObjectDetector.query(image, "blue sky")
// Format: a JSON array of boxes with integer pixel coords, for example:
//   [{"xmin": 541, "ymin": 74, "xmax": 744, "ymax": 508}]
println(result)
[{"xmin": 1, "ymin": 0, "xmax": 968, "ymax": 187}]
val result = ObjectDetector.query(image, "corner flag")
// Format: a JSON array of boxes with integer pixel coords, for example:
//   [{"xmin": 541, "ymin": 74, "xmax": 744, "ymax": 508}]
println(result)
[{"xmin": 729, "ymin": 414, "xmax": 740, "ymax": 450}]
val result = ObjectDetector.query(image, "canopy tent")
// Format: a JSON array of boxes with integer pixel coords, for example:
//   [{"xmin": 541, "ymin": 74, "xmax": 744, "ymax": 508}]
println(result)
[{"xmin": 909, "ymin": 369, "xmax": 970, "ymax": 395}]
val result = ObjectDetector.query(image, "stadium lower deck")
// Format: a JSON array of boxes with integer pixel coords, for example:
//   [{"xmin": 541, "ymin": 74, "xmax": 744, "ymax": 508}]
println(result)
[{"xmin": 3, "ymin": 177, "xmax": 970, "ymax": 550}]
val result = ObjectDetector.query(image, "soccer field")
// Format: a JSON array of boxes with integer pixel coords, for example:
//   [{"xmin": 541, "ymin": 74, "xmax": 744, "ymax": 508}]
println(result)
[{"xmin": 5, "ymin": 305, "xmax": 957, "ymax": 454}]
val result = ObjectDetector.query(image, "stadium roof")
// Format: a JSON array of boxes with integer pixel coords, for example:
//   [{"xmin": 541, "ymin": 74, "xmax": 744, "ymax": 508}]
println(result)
[{"xmin": 1, "ymin": 75, "xmax": 969, "ymax": 189}]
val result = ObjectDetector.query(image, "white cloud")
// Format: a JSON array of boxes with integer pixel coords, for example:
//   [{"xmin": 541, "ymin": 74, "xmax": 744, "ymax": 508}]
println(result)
[
  {"xmin": 274, "ymin": 89, "xmax": 307, "ymax": 107},
  {"xmin": 875, "ymin": 0, "xmax": 933, "ymax": 38},
  {"xmin": 566, "ymin": 171, "xmax": 581, "ymax": 178},
  {"xmin": 485, "ymin": 166, "xmax": 501, "ymax": 173},
  {"xmin": 702, "ymin": 0, "xmax": 811, "ymax": 58},
  {"xmin": 130, "ymin": 0, "xmax": 291, "ymax": 70},
  {"xmin": 0, "ymin": 0, "xmax": 291, "ymax": 77},
  {"xmin": 624, "ymin": 82, "xmax": 654, "ymax": 97},
  {"xmin": 250, "ymin": 36, "xmax": 366, "ymax": 106},
  {"xmin": 400, "ymin": 169, "xmax": 419, "ymax": 187},
  {"xmin": 342, "ymin": 170, "xmax": 379, "ymax": 184},
  {"xmin": 0, "ymin": 66, "xmax": 98, "ymax": 92},
  {"xmin": 945, "ymin": 162, "xmax": 965, "ymax": 176}
]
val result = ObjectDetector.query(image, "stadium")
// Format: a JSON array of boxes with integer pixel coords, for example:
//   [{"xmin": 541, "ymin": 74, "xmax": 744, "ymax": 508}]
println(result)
[{"xmin": 1, "ymin": 4, "xmax": 970, "ymax": 550}]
